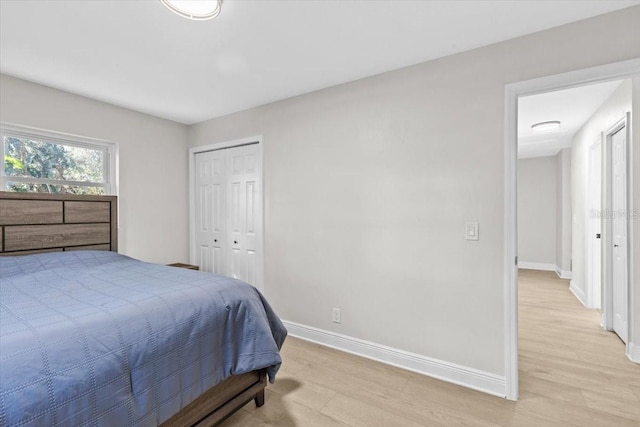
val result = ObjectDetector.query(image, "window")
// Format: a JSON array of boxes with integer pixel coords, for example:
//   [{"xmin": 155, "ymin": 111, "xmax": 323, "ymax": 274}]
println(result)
[{"xmin": 1, "ymin": 125, "xmax": 116, "ymax": 195}]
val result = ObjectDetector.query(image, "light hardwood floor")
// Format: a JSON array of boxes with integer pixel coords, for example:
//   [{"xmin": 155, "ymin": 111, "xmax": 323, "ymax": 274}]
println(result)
[{"xmin": 222, "ymin": 269, "xmax": 639, "ymax": 426}]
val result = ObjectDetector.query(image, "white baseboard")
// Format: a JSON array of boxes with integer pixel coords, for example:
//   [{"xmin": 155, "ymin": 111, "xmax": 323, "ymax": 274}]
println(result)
[
  {"xmin": 282, "ymin": 320, "xmax": 507, "ymax": 398},
  {"xmin": 518, "ymin": 262, "xmax": 572, "ymax": 279},
  {"xmin": 554, "ymin": 266, "xmax": 572, "ymax": 280},
  {"xmin": 569, "ymin": 280, "xmax": 587, "ymax": 307},
  {"xmin": 518, "ymin": 262, "xmax": 556, "ymax": 271},
  {"xmin": 628, "ymin": 342, "xmax": 640, "ymax": 363}
]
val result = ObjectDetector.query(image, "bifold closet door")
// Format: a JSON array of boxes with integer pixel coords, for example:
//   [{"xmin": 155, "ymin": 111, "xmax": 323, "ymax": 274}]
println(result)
[
  {"xmin": 194, "ymin": 144, "xmax": 261, "ymax": 286},
  {"xmin": 226, "ymin": 144, "xmax": 260, "ymax": 284},
  {"xmin": 194, "ymin": 149, "xmax": 226, "ymax": 275}
]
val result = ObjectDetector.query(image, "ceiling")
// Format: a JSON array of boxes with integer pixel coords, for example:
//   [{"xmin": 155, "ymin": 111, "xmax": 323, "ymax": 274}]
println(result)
[
  {"xmin": 518, "ymin": 80, "xmax": 625, "ymax": 159},
  {"xmin": 1, "ymin": 0, "xmax": 638, "ymax": 125}
]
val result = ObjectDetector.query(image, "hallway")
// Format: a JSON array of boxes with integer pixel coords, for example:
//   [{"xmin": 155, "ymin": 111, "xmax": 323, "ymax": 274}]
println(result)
[{"xmin": 518, "ymin": 269, "xmax": 639, "ymax": 424}]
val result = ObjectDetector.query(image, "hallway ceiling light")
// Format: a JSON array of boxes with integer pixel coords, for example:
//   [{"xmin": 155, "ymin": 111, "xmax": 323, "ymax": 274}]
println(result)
[
  {"xmin": 160, "ymin": 0, "xmax": 222, "ymax": 21},
  {"xmin": 531, "ymin": 121, "xmax": 561, "ymax": 132}
]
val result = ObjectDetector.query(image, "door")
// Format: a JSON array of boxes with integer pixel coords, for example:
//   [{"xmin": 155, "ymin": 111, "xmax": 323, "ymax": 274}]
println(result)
[
  {"xmin": 611, "ymin": 126, "xmax": 628, "ymax": 343},
  {"xmin": 226, "ymin": 144, "xmax": 260, "ymax": 284},
  {"xmin": 194, "ymin": 149, "xmax": 226, "ymax": 275},
  {"xmin": 194, "ymin": 143, "xmax": 262, "ymax": 287}
]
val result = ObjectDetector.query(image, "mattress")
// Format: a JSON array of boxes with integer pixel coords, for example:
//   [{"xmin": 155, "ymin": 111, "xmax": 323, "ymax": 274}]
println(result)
[{"xmin": 0, "ymin": 251, "xmax": 286, "ymax": 427}]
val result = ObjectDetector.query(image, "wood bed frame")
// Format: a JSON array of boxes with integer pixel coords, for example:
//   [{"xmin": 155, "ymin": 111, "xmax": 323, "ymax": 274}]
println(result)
[{"xmin": 0, "ymin": 191, "xmax": 267, "ymax": 426}]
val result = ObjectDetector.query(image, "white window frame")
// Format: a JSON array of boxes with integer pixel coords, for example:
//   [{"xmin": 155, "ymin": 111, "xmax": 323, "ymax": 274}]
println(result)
[{"xmin": 0, "ymin": 123, "xmax": 118, "ymax": 195}]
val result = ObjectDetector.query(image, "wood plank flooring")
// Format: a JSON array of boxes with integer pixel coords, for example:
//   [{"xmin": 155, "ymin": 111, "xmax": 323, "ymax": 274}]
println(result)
[{"xmin": 222, "ymin": 269, "xmax": 639, "ymax": 426}]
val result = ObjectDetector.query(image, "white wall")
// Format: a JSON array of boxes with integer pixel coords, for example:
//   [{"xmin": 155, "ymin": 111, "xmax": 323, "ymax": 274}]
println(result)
[
  {"xmin": 0, "ymin": 74, "xmax": 189, "ymax": 264},
  {"xmin": 516, "ymin": 149, "xmax": 571, "ymax": 276},
  {"xmin": 556, "ymin": 148, "xmax": 573, "ymax": 274},
  {"xmin": 189, "ymin": 6, "xmax": 640, "ymax": 381},
  {"xmin": 517, "ymin": 150, "xmax": 572, "ymax": 275},
  {"xmin": 518, "ymin": 156, "xmax": 557, "ymax": 266},
  {"xmin": 571, "ymin": 80, "xmax": 632, "ymax": 301}
]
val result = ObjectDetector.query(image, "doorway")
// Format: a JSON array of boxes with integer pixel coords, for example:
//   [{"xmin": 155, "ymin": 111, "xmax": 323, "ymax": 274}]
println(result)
[
  {"xmin": 587, "ymin": 136, "xmax": 602, "ymax": 310},
  {"xmin": 504, "ymin": 58, "xmax": 639, "ymax": 400},
  {"xmin": 189, "ymin": 136, "xmax": 265, "ymax": 291}
]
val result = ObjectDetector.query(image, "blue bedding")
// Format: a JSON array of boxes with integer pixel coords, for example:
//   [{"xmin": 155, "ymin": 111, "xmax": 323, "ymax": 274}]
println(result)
[{"xmin": 0, "ymin": 251, "xmax": 286, "ymax": 427}]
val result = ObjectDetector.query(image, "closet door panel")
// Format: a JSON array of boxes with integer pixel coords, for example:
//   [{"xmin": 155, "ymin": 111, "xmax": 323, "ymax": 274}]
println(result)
[
  {"xmin": 227, "ymin": 148, "xmax": 246, "ymax": 281},
  {"xmin": 242, "ymin": 145, "xmax": 260, "ymax": 284},
  {"xmin": 195, "ymin": 150, "xmax": 226, "ymax": 275}
]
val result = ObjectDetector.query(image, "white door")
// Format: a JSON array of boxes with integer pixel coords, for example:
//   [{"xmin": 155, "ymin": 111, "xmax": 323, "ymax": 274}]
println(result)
[
  {"xmin": 611, "ymin": 126, "xmax": 628, "ymax": 343},
  {"xmin": 226, "ymin": 144, "xmax": 260, "ymax": 284},
  {"xmin": 194, "ymin": 144, "xmax": 262, "ymax": 287},
  {"xmin": 194, "ymin": 149, "xmax": 226, "ymax": 275}
]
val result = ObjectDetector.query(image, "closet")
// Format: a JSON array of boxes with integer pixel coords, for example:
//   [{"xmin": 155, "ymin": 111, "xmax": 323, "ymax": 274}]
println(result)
[{"xmin": 193, "ymin": 143, "xmax": 262, "ymax": 287}]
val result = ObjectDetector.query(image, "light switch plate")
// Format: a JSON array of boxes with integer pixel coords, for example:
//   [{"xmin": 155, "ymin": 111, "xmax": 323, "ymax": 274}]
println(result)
[{"xmin": 466, "ymin": 222, "xmax": 479, "ymax": 241}]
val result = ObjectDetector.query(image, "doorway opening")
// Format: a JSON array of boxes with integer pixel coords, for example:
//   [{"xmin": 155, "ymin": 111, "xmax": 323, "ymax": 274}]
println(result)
[
  {"xmin": 587, "ymin": 135, "xmax": 603, "ymax": 311},
  {"xmin": 503, "ymin": 58, "xmax": 639, "ymax": 400}
]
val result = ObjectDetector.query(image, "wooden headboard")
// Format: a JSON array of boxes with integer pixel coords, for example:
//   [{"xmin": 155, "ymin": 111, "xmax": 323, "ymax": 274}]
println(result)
[{"xmin": 0, "ymin": 191, "xmax": 117, "ymax": 256}]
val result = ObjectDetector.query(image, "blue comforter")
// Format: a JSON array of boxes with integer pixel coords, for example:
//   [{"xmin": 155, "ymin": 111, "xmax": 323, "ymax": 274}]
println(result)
[{"xmin": 0, "ymin": 251, "xmax": 286, "ymax": 427}]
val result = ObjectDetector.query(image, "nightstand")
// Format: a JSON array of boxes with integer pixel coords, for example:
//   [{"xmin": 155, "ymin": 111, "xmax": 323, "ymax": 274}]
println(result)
[{"xmin": 167, "ymin": 263, "xmax": 199, "ymax": 271}]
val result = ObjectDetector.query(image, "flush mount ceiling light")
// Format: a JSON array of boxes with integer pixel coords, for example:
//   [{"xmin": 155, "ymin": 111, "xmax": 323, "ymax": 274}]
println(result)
[
  {"xmin": 160, "ymin": 0, "xmax": 222, "ymax": 21},
  {"xmin": 531, "ymin": 121, "xmax": 561, "ymax": 132}
]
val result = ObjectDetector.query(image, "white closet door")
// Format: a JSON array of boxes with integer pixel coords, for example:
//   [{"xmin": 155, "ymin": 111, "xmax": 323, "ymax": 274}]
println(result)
[
  {"xmin": 193, "ymin": 143, "xmax": 262, "ymax": 288},
  {"xmin": 194, "ymin": 150, "xmax": 226, "ymax": 274},
  {"xmin": 611, "ymin": 127, "xmax": 628, "ymax": 343},
  {"xmin": 226, "ymin": 144, "xmax": 261, "ymax": 284}
]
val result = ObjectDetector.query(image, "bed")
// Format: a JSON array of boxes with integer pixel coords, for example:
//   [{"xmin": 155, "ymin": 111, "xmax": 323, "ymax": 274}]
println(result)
[{"xmin": 0, "ymin": 191, "xmax": 287, "ymax": 426}]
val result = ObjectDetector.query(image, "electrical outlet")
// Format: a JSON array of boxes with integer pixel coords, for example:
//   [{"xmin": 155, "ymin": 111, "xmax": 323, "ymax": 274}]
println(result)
[{"xmin": 332, "ymin": 308, "xmax": 341, "ymax": 324}]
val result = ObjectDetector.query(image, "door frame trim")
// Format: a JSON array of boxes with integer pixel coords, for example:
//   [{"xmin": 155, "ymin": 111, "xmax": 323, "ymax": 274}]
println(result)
[
  {"xmin": 586, "ymin": 134, "xmax": 603, "ymax": 310},
  {"xmin": 188, "ymin": 135, "xmax": 265, "ymax": 292},
  {"xmin": 504, "ymin": 58, "xmax": 640, "ymax": 401},
  {"xmin": 602, "ymin": 114, "xmax": 631, "ymax": 342}
]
